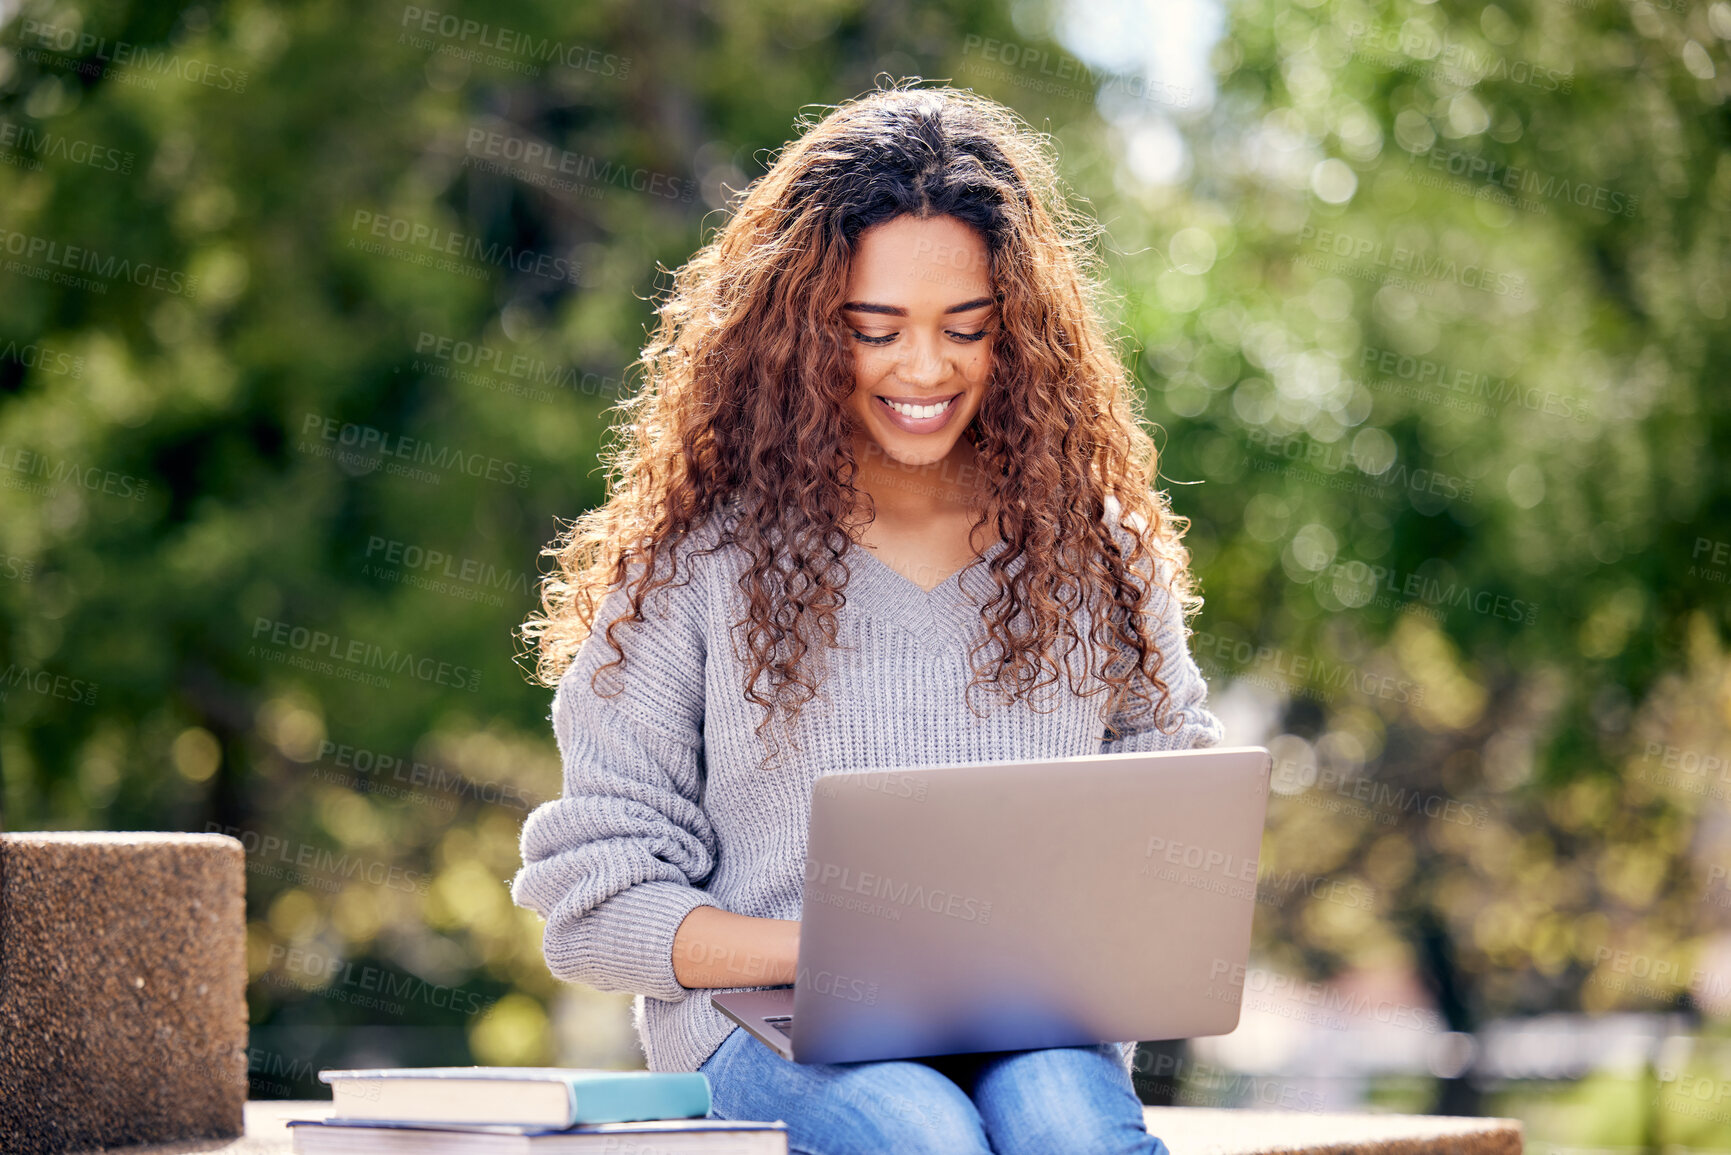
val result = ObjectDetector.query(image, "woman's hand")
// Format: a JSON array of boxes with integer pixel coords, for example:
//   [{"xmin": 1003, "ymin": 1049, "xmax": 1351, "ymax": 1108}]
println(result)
[{"xmin": 671, "ymin": 905, "xmax": 801, "ymax": 988}]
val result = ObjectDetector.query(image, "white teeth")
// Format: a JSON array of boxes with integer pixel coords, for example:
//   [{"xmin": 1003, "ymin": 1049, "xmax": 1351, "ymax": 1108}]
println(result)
[{"xmin": 885, "ymin": 397, "xmax": 953, "ymax": 420}]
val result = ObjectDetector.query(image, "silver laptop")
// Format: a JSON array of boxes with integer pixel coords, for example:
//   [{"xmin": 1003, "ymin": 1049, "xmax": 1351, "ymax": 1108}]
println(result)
[{"xmin": 712, "ymin": 745, "xmax": 1272, "ymax": 1064}]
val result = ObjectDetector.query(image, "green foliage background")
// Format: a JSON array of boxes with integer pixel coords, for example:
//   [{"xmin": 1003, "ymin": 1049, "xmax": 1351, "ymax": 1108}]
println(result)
[{"xmin": 2, "ymin": 0, "xmax": 1729, "ymax": 1129}]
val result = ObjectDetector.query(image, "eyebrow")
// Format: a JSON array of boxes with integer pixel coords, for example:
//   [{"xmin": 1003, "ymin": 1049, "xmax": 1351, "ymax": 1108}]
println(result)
[{"xmin": 840, "ymin": 296, "xmax": 996, "ymax": 317}]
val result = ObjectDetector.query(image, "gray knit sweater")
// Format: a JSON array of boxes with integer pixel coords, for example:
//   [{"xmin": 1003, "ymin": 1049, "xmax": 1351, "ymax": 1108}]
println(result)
[{"xmin": 511, "ymin": 501, "xmax": 1224, "ymax": 1073}]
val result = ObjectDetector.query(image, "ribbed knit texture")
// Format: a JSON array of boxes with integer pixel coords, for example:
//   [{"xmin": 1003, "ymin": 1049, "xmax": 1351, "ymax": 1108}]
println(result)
[{"xmin": 511, "ymin": 500, "xmax": 1225, "ymax": 1073}]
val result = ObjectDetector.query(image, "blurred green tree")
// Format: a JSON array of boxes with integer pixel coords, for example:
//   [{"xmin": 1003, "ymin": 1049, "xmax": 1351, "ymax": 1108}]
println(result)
[{"xmin": 1, "ymin": 0, "xmax": 1727, "ymax": 1118}]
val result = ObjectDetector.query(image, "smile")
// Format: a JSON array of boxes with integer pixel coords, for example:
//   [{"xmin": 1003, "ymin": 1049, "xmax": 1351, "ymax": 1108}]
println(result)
[{"xmin": 877, "ymin": 394, "xmax": 959, "ymax": 420}]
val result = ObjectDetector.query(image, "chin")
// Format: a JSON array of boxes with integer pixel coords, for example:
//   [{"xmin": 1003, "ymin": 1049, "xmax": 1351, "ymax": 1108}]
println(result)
[{"xmin": 873, "ymin": 435, "xmax": 957, "ymax": 467}]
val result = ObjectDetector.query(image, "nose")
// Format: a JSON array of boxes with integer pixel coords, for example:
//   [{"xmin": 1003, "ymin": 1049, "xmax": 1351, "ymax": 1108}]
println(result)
[{"xmin": 895, "ymin": 331, "xmax": 947, "ymax": 388}]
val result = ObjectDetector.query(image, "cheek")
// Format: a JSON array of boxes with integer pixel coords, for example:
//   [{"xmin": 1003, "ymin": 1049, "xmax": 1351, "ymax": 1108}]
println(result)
[
  {"xmin": 850, "ymin": 347, "xmax": 889, "ymax": 389},
  {"xmin": 966, "ymin": 346, "xmax": 993, "ymax": 385}
]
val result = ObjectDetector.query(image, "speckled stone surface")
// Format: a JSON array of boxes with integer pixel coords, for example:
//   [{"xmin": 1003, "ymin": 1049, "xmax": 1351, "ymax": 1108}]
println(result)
[
  {"xmin": 0, "ymin": 832, "xmax": 248, "ymax": 1155},
  {"xmin": 1141, "ymin": 1106, "xmax": 1523, "ymax": 1155},
  {"xmin": 83, "ymin": 1102, "xmax": 1520, "ymax": 1155}
]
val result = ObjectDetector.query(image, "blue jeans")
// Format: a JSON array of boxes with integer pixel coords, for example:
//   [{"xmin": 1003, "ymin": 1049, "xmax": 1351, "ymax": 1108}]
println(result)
[{"xmin": 698, "ymin": 1026, "xmax": 1168, "ymax": 1155}]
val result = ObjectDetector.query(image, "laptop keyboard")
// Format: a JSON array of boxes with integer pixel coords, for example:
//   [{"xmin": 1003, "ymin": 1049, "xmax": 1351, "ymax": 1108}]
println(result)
[{"xmin": 764, "ymin": 1015, "xmax": 794, "ymax": 1037}]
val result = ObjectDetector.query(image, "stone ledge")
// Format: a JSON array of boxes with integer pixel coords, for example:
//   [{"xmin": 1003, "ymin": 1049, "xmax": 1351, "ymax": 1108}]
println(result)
[
  {"xmin": 61, "ymin": 1102, "xmax": 1522, "ymax": 1155},
  {"xmin": 1141, "ymin": 1106, "xmax": 1521, "ymax": 1155},
  {"xmin": 0, "ymin": 832, "xmax": 248, "ymax": 1155}
]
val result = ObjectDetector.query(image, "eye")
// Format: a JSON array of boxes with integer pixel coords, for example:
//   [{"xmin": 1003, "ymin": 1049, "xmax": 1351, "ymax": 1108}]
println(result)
[
  {"xmin": 851, "ymin": 331, "xmax": 896, "ymax": 346},
  {"xmin": 948, "ymin": 329, "xmax": 989, "ymax": 342}
]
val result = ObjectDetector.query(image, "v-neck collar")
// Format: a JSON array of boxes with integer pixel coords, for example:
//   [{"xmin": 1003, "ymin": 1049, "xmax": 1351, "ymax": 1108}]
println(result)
[
  {"xmin": 840, "ymin": 537, "xmax": 1014, "ymax": 646},
  {"xmin": 715, "ymin": 495, "xmax": 1021, "ymax": 647}
]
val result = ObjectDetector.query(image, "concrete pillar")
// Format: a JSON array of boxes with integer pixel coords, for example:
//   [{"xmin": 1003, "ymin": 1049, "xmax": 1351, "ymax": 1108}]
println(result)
[{"xmin": 0, "ymin": 832, "xmax": 248, "ymax": 1154}]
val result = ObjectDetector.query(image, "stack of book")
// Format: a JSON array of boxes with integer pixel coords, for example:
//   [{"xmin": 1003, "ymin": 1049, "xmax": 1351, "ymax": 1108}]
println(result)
[{"xmin": 289, "ymin": 1067, "xmax": 788, "ymax": 1154}]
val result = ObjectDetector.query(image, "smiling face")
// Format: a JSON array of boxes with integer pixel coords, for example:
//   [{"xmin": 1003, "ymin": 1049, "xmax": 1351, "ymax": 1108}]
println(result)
[{"xmin": 841, "ymin": 214, "xmax": 996, "ymax": 474}]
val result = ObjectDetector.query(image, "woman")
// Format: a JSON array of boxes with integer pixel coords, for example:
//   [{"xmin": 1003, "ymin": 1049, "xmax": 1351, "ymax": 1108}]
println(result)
[{"xmin": 512, "ymin": 83, "xmax": 1224, "ymax": 1155}]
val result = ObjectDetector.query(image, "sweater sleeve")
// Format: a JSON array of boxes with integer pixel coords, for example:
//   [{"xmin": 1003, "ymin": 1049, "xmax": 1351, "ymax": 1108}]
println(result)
[
  {"xmin": 510, "ymin": 564, "xmax": 719, "ymax": 1002},
  {"xmin": 1099, "ymin": 505, "xmax": 1225, "ymax": 756}
]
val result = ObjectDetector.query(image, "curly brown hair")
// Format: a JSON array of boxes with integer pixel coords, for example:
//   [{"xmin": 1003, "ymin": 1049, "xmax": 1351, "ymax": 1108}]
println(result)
[{"xmin": 520, "ymin": 80, "xmax": 1200, "ymax": 761}]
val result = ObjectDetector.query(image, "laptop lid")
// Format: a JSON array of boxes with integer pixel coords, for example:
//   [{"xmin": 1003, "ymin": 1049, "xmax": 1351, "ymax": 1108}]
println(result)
[{"xmin": 788, "ymin": 745, "xmax": 1271, "ymax": 1064}]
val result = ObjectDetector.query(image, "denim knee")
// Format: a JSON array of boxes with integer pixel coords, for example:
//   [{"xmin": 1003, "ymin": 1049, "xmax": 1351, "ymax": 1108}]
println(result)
[
  {"xmin": 972, "ymin": 1044, "xmax": 1165, "ymax": 1155},
  {"xmin": 701, "ymin": 1029, "xmax": 992, "ymax": 1155},
  {"xmin": 822, "ymin": 1063, "xmax": 993, "ymax": 1155},
  {"xmin": 989, "ymin": 1112, "xmax": 1168, "ymax": 1155}
]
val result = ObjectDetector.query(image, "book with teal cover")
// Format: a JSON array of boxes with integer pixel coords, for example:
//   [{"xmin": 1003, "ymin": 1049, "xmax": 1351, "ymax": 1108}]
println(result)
[
  {"xmin": 287, "ymin": 1116, "xmax": 789, "ymax": 1153},
  {"xmin": 317, "ymin": 1067, "xmax": 713, "ymax": 1127}
]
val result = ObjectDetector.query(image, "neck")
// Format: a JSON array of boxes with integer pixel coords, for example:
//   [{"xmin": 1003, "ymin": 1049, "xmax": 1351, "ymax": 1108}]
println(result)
[{"xmin": 847, "ymin": 432, "xmax": 989, "ymax": 525}]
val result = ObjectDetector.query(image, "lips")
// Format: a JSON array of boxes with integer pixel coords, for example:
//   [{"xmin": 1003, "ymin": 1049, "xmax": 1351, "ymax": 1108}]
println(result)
[
  {"xmin": 875, "ymin": 392, "xmax": 962, "ymax": 434},
  {"xmin": 872, "ymin": 393, "xmax": 969, "ymax": 406}
]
